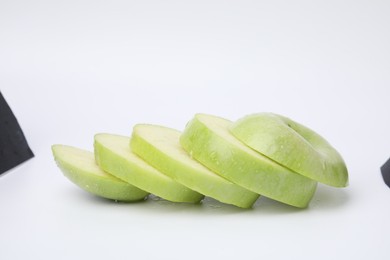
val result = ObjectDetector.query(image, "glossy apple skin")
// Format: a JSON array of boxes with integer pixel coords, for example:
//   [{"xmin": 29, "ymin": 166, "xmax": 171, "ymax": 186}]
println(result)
[
  {"xmin": 180, "ymin": 114, "xmax": 318, "ymax": 208},
  {"xmin": 130, "ymin": 124, "xmax": 259, "ymax": 209},
  {"xmin": 230, "ymin": 113, "xmax": 348, "ymax": 187},
  {"xmin": 52, "ymin": 145, "xmax": 149, "ymax": 202},
  {"xmin": 94, "ymin": 133, "xmax": 204, "ymax": 204}
]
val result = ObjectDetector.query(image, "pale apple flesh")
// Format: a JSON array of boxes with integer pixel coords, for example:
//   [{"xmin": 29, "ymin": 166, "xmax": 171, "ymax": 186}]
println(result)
[
  {"xmin": 94, "ymin": 133, "xmax": 204, "ymax": 203},
  {"xmin": 180, "ymin": 114, "xmax": 318, "ymax": 208},
  {"xmin": 130, "ymin": 124, "xmax": 260, "ymax": 209},
  {"xmin": 51, "ymin": 145, "xmax": 149, "ymax": 202},
  {"xmin": 229, "ymin": 113, "xmax": 348, "ymax": 187}
]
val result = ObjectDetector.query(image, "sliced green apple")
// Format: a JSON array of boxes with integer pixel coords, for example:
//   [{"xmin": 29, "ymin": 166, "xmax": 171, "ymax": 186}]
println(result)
[
  {"xmin": 51, "ymin": 145, "xmax": 148, "ymax": 202},
  {"xmin": 94, "ymin": 133, "xmax": 204, "ymax": 203},
  {"xmin": 180, "ymin": 114, "xmax": 318, "ymax": 208},
  {"xmin": 230, "ymin": 113, "xmax": 348, "ymax": 187},
  {"xmin": 130, "ymin": 124, "xmax": 260, "ymax": 209}
]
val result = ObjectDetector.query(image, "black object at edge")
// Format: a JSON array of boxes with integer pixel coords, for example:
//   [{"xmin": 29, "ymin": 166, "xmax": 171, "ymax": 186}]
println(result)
[
  {"xmin": 381, "ymin": 157, "xmax": 390, "ymax": 188},
  {"xmin": 0, "ymin": 91, "xmax": 34, "ymax": 175}
]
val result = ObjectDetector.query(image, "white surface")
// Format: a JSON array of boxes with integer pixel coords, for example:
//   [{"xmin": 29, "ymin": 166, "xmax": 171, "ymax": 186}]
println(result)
[{"xmin": 1, "ymin": 1, "xmax": 390, "ymax": 259}]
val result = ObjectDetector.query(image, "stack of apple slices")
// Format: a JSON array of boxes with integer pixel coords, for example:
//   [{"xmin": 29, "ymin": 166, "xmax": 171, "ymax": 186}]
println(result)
[{"xmin": 52, "ymin": 113, "xmax": 348, "ymax": 208}]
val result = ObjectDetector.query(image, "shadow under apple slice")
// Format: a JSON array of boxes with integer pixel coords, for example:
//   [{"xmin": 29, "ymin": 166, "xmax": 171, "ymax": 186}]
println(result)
[
  {"xmin": 61, "ymin": 183, "xmax": 350, "ymax": 215},
  {"xmin": 309, "ymin": 183, "xmax": 350, "ymax": 211}
]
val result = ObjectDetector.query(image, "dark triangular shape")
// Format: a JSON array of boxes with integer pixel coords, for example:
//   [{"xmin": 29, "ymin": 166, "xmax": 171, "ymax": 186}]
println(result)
[
  {"xmin": 0, "ymin": 92, "xmax": 34, "ymax": 175},
  {"xmin": 381, "ymin": 157, "xmax": 390, "ymax": 188}
]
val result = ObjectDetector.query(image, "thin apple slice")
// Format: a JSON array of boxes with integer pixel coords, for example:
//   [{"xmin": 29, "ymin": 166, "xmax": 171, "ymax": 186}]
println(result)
[
  {"xmin": 230, "ymin": 113, "xmax": 348, "ymax": 187},
  {"xmin": 180, "ymin": 114, "xmax": 318, "ymax": 208},
  {"xmin": 52, "ymin": 145, "xmax": 148, "ymax": 202},
  {"xmin": 94, "ymin": 133, "xmax": 204, "ymax": 203},
  {"xmin": 130, "ymin": 124, "xmax": 260, "ymax": 208}
]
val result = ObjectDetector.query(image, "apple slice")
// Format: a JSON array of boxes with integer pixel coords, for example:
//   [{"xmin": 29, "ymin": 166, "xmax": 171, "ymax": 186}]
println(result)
[
  {"xmin": 94, "ymin": 133, "xmax": 204, "ymax": 203},
  {"xmin": 51, "ymin": 145, "xmax": 148, "ymax": 202},
  {"xmin": 130, "ymin": 124, "xmax": 260, "ymax": 208},
  {"xmin": 180, "ymin": 114, "xmax": 318, "ymax": 208},
  {"xmin": 230, "ymin": 113, "xmax": 348, "ymax": 187}
]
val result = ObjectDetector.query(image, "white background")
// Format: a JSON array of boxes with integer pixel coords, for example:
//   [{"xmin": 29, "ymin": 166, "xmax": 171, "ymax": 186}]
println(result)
[{"xmin": 1, "ymin": 1, "xmax": 390, "ymax": 259}]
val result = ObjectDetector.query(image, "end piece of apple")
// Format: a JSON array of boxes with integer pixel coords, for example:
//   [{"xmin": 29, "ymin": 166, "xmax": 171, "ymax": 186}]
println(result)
[
  {"xmin": 94, "ymin": 133, "xmax": 204, "ymax": 203},
  {"xmin": 180, "ymin": 114, "xmax": 318, "ymax": 208},
  {"xmin": 51, "ymin": 144, "xmax": 149, "ymax": 202},
  {"xmin": 130, "ymin": 124, "xmax": 259, "ymax": 209},
  {"xmin": 230, "ymin": 113, "xmax": 348, "ymax": 187}
]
